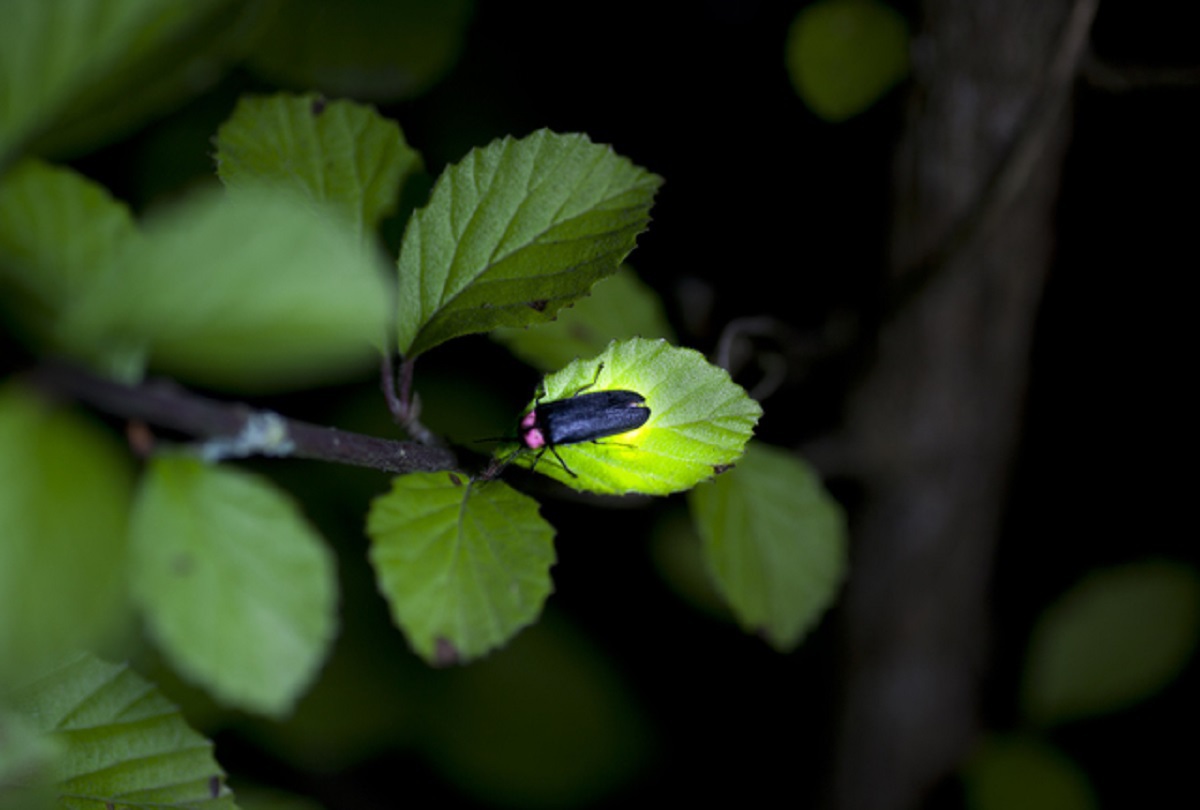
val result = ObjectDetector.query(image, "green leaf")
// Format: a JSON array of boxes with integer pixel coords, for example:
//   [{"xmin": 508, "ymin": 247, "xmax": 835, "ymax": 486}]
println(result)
[
  {"xmin": 500, "ymin": 338, "xmax": 762, "ymax": 496},
  {"xmin": 0, "ymin": 159, "xmax": 138, "ymax": 346},
  {"xmin": 30, "ymin": 1, "xmax": 260, "ymax": 160},
  {"xmin": 0, "ymin": 383, "xmax": 134, "ymax": 685},
  {"xmin": 785, "ymin": 0, "xmax": 910, "ymax": 122},
  {"xmin": 962, "ymin": 734, "xmax": 1096, "ymax": 810},
  {"xmin": 129, "ymin": 455, "xmax": 338, "ymax": 717},
  {"xmin": 245, "ymin": 0, "xmax": 472, "ymax": 102},
  {"xmin": 0, "ymin": 0, "xmax": 238, "ymax": 164},
  {"xmin": 688, "ymin": 442, "xmax": 846, "ymax": 650},
  {"xmin": 0, "ymin": 706, "xmax": 58, "ymax": 810},
  {"xmin": 215, "ymin": 93, "xmax": 424, "ymax": 240},
  {"xmin": 59, "ymin": 184, "xmax": 392, "ymax": 391},
  {"xmin": 395, "ymin": 129, "xmax": 662, "ymax": 358},
  {"xmin": 649, "ymin": 508, "xmax": 736, "ymax": 622},
  {"xmin": 492, "ymin": 265, "xmax": 675, "ymax": 372},
  {"xmin": 366, "ymin": 472, "xmax": 556, "ymax": 665},
  {"xmin": 7, "ymin": 653, "xmax": 237, "ymax": 809},
  {"xmin": 1021, "ymin": 560, "xmax": 1200, "ymax": 726}
]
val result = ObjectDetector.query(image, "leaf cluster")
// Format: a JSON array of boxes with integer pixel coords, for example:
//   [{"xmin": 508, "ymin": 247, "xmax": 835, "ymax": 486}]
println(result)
[{"xmin": 0, "ymin": 5, "xmax": 848, "ymax": 806}]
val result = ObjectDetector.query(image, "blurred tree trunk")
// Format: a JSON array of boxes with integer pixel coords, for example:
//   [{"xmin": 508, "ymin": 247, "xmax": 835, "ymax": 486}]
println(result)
[{"xmin": 832, "ymin": 2, "xmax": 1098, "ymax": 808}]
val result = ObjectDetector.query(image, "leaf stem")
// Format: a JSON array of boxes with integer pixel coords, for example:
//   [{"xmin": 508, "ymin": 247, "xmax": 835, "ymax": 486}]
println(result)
[
  {"xmin": 31, "ymin": 360, "xmax": 457, "ymax": 475},
  {"xmin": 383, "ymin": 355, "xmax": 440, "ymax": 446}
]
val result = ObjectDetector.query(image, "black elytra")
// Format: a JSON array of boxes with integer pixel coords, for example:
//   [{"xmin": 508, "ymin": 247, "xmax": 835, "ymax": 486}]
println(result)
[{"xmin": 518, "ymin": 363, "xmax": 650, "ymax": 477}]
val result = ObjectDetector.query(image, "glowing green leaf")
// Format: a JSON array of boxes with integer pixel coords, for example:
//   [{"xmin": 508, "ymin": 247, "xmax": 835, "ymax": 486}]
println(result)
[
  {"xmin": 366, "ymin": 472, "xmax": 556, "ymax": 665},
  {"xmin": 395, "ymin": 129, "xmax": 661, "ymax": 357},
  {"xmin": 689, "ymin": 443, "xmax": 846, "ymax": 649},
  {"xmin": 499, "ymin": 338, "xmax": 761, "ymax": 496},
  {"xmin": 129, "ymin": 455, "xmax": 338, "ymax": 717}
]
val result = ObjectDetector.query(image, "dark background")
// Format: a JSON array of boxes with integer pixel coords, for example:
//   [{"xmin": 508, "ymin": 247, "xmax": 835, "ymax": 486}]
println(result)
[{"xmin": 18, "ymin": 1, "xmax": 1197, "ymax": 807}]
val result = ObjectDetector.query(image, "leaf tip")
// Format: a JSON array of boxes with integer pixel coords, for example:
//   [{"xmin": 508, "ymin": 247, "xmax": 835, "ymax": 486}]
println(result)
[{"xmin": 434, "ymin": 637, "xmax": 460, "ymax": 666}]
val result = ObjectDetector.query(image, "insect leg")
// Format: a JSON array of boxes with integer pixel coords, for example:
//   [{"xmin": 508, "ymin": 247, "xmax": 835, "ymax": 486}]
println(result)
[
  {"xmin": 568, "ymin": 362, "xmax": 606, "ymax": 398},
  {"xmin": 527, "ymin": 446, "xmax": 548, "ymax": 473},
  {"xmin": 591, "ymin": 438, "xmax": 636, "ymax": 449},
  {"xmin": 548, "ymin": 445, "xmax": 578, "ymax": 477}
]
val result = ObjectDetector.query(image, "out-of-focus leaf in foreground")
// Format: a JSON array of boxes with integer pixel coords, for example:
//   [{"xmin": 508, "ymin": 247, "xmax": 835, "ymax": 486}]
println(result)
[
  {"xmin": 0, "ymin": 383, "xmax": 133, "ymax": 685},
  {"xmin": 129, "ymin": 455, "xmax": 338, "ymax": 717},
  {"xmin": 8, "ymin": 653, "xmax": 236, "ymax": 809}
]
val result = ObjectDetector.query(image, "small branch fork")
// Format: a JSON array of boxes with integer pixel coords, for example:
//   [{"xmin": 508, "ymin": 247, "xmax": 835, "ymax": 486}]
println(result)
[{"xmin": 31, "ymin": 360, "xmax": 457, "ymax": 475}]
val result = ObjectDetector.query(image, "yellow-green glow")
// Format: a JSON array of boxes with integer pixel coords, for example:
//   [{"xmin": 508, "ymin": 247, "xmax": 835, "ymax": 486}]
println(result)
[{"xmin": 500, "ymin": 338, "xmax": 762, "ymax": 496}]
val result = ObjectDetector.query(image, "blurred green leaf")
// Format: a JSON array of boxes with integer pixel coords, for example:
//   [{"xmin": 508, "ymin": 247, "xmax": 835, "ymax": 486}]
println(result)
[
  {"xmin": 426, "ymin": 616, "xmax": 652, "ymax": 807},
  {"xmin": 0, "ymin": 159, "xmax": 138, "ymax": 346},
  {"xmin": 59, "ymin": 184, "xmax": 392, "ymax": 391},
  {"xmin": 688, "ymin": 442, "xmax": 846, "ymax": 650},
  {"xmin": 129, "ymin": 455, "xmax": 338, "ymax": 717},
  {"xmin": 1021, "ymin": 560, "xmax": 1200, "ymax": 725},
  {"xmin": 962, "ymin": 734, "xmax": 1096, "ymax": 810},
  {"xmin": 246, "ymin": 0, "xmax": 473, "ymax": 102},
  {"xmin": 492, "ymin": 265, "xmax": 675, "ymax": 371},
  {"xmin": 0, "ymin": 383, "xmax": 134, "ymax": 685},
  {"xmin": 500, "ymin": 338, "xmax": 762, "ymax": 496},
  {"xmin": 366, "ymin": 472, "xmax": 556, "ymax": 665},
  {"xmin": 785, "ymin": 0, "xmax": 909, "ymax": 122},
  {"xmin": 0, "ymin": 0, "xmax": 243, "ymax": 164},
  {"xmin": 395, "ymin": 129, "xmax": 662, "ymax": 358},
  {"xmin": 33, "ymin": 1, "xmax": 265, "ymax": 160},
  {"xmin": 8, "ymin": 653, "xmax": 237, "ymax": 808},
  {"xmin": 0, "ymin": 707, "xmax": 58, "ymax": 810},
  {"xmin": 649, "ymin": 507, "xmax": 735, "ymax": 622},
  {"xmin": 232, "ymin": 630, "xmax": 424, "ymax": 772},
  {"xmin": 215, "ymin": 93, "xmax": 424, "ymax": 240}
]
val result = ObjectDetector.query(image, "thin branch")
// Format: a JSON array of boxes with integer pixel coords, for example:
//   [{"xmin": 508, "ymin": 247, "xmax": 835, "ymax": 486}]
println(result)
[
  {"xmin": 380, "ymin": 354, "xmax": 440, "ymax": 446},
  {"xmin": 712, "ymin": 314, "xmax": 852, "ymax": 402},
  {"xmin": 31, "ymin": 361, "xmax": 457, "ymax": 475},
  {"xmin": 380, "ymin": 353, "xmax": 404, "ymax": 422}
]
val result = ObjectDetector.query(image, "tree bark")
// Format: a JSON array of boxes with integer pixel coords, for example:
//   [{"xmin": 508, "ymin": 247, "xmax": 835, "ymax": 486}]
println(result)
[{"xmin": 832, "ymin": 2, "xmax": 1098, "ymax": 808}]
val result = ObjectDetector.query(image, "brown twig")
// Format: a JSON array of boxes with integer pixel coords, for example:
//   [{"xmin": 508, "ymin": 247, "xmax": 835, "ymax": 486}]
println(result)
[
  {"xmin": 380, "ymin": 354, "xmax": 440, "ymax": 446},
  {"xmin": 31, "ymin": 360, "xmax": 457, "ymax": 475}
]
